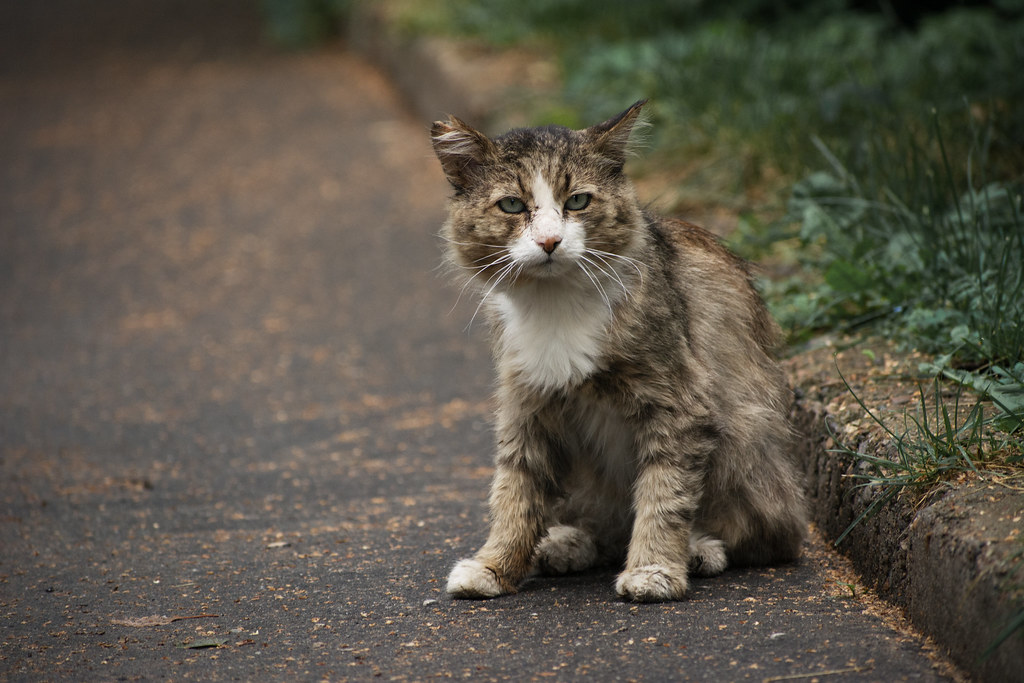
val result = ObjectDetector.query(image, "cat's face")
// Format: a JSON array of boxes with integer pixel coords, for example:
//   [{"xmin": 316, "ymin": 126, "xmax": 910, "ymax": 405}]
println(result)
[{"xmin": 432, "ymin": 102, "xmax": 647, "ymax": 290}]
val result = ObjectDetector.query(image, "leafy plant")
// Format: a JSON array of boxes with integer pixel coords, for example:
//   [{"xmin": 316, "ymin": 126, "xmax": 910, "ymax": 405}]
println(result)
[
  {"xmin": 925, "ymin": 355, "xmax": 1024, "ymax": 439},
  {"xmin": 780, "ymin": 114, "xmax": 1024, "ymax": 371}
]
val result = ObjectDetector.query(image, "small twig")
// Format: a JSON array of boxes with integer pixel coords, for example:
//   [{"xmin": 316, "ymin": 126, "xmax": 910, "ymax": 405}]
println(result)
[
  {"xmin": 112, "ymin": 613, "xmax": 220, "ymax": 627},
  {"xmin": 763, "ymin": 666, "xmax": 870, "ymax": 682}
]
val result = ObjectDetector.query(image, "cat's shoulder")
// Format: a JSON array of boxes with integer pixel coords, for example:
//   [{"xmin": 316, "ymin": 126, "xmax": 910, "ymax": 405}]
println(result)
[{"xmin": 645, "ymin": 214, "xmax": 753, "ymax": 275}]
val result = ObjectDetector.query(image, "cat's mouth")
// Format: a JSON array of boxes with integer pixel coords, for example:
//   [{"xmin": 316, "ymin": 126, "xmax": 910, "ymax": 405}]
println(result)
[
  {"xmin": 525, "ymin": 251, "xmax": 565, "ymax": 271},
  {"xmin": 506, "ymin": 236, "xmax": 580, "ymax": 281},
  {"xmin": 516, "ymin": 256, "xmax": 580, "ymax": 284}
]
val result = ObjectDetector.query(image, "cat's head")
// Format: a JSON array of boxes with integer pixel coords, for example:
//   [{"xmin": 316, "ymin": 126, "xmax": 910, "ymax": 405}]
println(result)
[{"xmin": 431, "ymin": 100, "xmax": 648, "ymax": 290}]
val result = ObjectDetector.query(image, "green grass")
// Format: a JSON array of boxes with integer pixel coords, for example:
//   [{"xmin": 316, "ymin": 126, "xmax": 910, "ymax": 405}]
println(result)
[{"xmin": 830, "ymin": 370, "xmax": 1022, "ymax": 546}]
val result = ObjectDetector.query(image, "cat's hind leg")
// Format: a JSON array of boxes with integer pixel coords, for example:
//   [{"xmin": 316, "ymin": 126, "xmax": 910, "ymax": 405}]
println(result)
[
  {"xmin": 534, "ymin": 525, "xmax": 599, "ymax": 575},
  {"xmin": 688, "ymin": 531, "xmax": 728, "ymax": 577}
]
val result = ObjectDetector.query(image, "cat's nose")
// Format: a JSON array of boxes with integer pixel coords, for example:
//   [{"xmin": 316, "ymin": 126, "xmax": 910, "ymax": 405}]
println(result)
[{"xmin": 538, "ymin": 236, "xmax": 561, "ymax": 254}]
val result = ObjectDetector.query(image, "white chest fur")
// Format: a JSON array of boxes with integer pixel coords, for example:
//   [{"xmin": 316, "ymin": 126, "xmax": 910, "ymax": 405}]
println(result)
[{"xmin": 494, "ymin": 283, "xmax": 612, "ymax": 391}]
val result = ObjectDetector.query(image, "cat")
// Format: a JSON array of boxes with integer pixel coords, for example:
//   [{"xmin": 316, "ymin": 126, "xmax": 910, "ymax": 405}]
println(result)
[{"xmin": 430, "ymin": 100, "xmax": 806, "ymax": 602}]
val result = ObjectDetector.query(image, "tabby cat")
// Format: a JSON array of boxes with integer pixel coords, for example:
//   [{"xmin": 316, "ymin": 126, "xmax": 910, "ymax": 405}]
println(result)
[{"xmin": 430, "ymin": 100, "xmax": 806, "ymax": 602}]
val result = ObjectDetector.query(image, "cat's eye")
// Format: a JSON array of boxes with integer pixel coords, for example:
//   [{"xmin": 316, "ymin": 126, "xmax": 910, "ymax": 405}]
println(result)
[
  {"xmin": 564, "ymin": 193, "xmax": 592, "ymax": 211},
  {"xmin": 497, "ymin": 197, "xmax": 526, "ymax": 214}
]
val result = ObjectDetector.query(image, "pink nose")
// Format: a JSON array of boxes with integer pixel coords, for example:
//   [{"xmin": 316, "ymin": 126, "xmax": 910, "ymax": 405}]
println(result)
[{"xmin": 538, "ymin": 236, "xmax": 561, "ymax": 254}]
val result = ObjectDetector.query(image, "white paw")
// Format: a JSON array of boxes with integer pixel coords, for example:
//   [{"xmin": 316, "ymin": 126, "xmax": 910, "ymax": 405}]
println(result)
[
  {"xmin": 446, "ymin": 559, "xmax": 504, "ymax": 599},
  {"xmin": 615, "ymin": 564, "xmax": 688, "ymax": 602},
  {"xmin": 535, "ymin": 525, "xmax": 598, "ymax": 575},
  {"xmin": 688, "ymin": 533, "xmax": 728, "ymax": 577}
]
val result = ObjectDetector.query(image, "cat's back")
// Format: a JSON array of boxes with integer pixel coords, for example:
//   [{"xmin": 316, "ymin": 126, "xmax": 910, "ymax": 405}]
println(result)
[{"xmin": 644, "ymin": 214, "xmax": 781, "ymax": 355}]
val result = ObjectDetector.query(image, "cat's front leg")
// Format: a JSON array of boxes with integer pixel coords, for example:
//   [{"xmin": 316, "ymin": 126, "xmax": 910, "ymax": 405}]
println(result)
[
  {"xmin": 616, "ymin": 419, "xmax": 716, "ymax": 602},
  {"xmin": 447, "ymin": 409, "xmax": 556, "ymax": 598},
  {"xmin": 446, "ymin": 464, "xmax": 548, "ymax": 598}
]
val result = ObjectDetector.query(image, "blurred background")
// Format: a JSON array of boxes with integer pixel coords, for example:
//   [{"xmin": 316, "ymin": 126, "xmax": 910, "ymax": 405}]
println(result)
[
  {"xmin": 4, "ymin": 0, "xmax": 1019, "ymax": 390},
  {"xmin": 268, "ymin": 0, "xmax": 1023, "ymax": 369},
  {"xmin": 318, "ymin": 0, "xmax": 1024, "ymax": 420}
]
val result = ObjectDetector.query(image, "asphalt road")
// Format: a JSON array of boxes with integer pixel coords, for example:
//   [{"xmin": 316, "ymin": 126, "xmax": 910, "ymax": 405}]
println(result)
[{"xmin": 1, "ymin": 2, "xmax": 957, "ymax": 681}]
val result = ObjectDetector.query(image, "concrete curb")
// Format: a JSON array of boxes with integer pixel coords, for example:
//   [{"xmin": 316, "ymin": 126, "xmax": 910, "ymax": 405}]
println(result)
[
  {"xmin": 345, "ymin": 3, "xmax": 556, "ymax": 134},
  {"xmin": 346, "ymin": 6, "xmax": 1024, "ymax": 680},
  {"xmin": 793, "ymin": 397, "xmax": 1024, "ymax": 682}
]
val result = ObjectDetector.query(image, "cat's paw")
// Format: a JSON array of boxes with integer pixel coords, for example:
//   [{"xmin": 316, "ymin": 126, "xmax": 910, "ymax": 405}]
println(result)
[
  {"xmin": 615, "ymin": 564, "xmax": 688, "ymax": 602},
  {"xmin": 688, "ymin": 533, "xmax": 728, "ymax": 577},
  {"xmin": 446, "ymin": 559, "xmax": 505, "ymax": 599},
  {"xmin": 535, "ymin": 525, "xmax": 598, "ymax": 575}
]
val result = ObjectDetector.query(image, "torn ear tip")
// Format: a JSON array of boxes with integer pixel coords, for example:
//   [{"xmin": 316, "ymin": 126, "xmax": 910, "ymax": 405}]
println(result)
[
  {"xmin": 432, "ymin": 115, "xmax": 472, "ymax": 134},
  {"xmin": 431, "ymin": 120, "xmax": 461, "ymax": 140}
]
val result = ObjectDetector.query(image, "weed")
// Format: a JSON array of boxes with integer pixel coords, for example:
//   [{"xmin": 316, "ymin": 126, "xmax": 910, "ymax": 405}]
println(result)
[
  {"xmin": 829, "ymin": 364, "xmax": 1022, "ymax": 545},
  {"xmin": 430, "ymin": 2, "xmax": 1023, "ymax": 193},
  {"xmin": 831, "ymin": 579, "xmax": 860, "ymax": 600}
]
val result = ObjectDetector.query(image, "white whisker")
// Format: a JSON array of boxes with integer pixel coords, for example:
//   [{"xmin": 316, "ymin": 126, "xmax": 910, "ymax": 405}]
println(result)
[
  {"xmin": 449, "ymin": 252, "xmax": 513, "ymax": 315},
  {"xmin": 581, "ymin": 252, "xmax": 631, "ymax": 302},
  {"xmin": 466, "ymin": 259, "xmax": 519, "ymax": 331},
  {"xmin": 586, "ymin": 247, "xmax": 645, "ymax": 285},
  {"xmin": 576, "ymin": 260, "xmax": 613, "ymax": 315},
  {"xmin": 466, "ymin": 250, "xmax": 512, "ymax": 267},
  {"xmin": 454, "ymin": 253, "xmax": 516, "ymax": 313}
]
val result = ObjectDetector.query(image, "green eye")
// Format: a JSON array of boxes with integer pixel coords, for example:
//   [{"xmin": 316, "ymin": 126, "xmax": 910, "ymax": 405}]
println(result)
[
  {"xmin": 565, "ymin": 193, "xmax": 591, "ymax": 211},
  {"xmin": 497, "ymin": 197, "xmax": 526, "ymax": 214}
]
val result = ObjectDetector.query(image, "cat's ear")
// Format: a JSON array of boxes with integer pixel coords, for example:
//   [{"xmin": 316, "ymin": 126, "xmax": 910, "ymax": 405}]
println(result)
[
  {"xmin": 587, "ymin": 99, "xmax": 648, "ymax": 171},
  {"xmin": 431, "ymin": 116, "xmax": 495, "ymax": 190}
]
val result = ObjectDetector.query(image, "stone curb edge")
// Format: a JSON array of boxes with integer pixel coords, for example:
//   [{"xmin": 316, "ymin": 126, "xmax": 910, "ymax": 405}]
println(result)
[
  {"xmin": 345, "ymin": 4, "xmax": 555, "ymax": 134},
  {"xmin": 792, "ymin": 398, "xmax": 1023, "ymax": 682}
]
